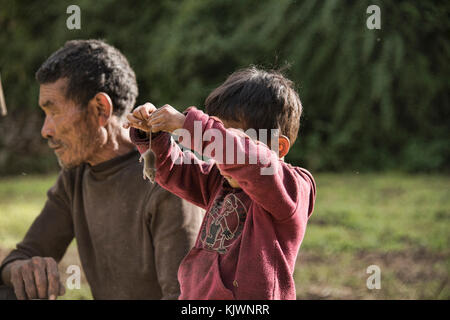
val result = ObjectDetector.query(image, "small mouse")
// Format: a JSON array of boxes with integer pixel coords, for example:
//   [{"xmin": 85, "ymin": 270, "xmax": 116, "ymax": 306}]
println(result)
[{"xmin": 139, "ymin": 131, "xmax": 156, "ymax": 182}]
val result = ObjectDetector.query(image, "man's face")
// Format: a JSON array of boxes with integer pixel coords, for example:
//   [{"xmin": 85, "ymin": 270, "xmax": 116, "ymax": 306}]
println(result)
[{"xmin": 39, "ymin": 78, "xmax": 97, "ymax": 168}]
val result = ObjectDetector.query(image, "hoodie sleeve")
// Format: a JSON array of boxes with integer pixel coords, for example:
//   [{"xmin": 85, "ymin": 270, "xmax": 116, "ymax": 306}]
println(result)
[{"xmin": 129, "ymin": 127, "xmax": 223, "ymax": 210}]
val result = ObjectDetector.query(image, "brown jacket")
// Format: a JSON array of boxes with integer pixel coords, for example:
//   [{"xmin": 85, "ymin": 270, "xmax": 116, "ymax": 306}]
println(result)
[{"xmin": 0, "ymin": 151, "xmax": 204, "ymax": 299}]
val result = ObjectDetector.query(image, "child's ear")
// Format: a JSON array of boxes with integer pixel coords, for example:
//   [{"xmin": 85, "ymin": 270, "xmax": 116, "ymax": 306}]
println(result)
[
  {"xmin": 89, "ymin": 92, "xmax": 113, "ymax": 127},
  {"xmin": 278, "ymin": 135, "xmax": 290, "ymax": 158}
]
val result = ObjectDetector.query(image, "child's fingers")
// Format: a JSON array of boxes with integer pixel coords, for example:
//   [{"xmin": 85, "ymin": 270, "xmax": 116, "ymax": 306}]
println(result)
[
  {"xmin": 126, "ymin": 114, "xmax": 151, "ymax": 131},
  {"xmin": 132, "ymin": 106, "xmax": 147, "ymax": 120},
  {"xmin": 132, "ymin": 103, "xmax": 157, "ymax": 121},
  {"xmin": 143, "ymin": 102, "xmax": 157, "ymax": 114},
  {"xmin": 138, "ymin": 102, "xmax": 157, "ymax": 119},
  {"xmin": 126, "ymin": 113, "xmax": 142, "ymax": 124},
  {"xmin": 149, "ymin": 104, "xmax": 169, "ymax": 117},
  {"xmin": 138, "ymin": 107, "xmax": 149, "ymax": 121},
  {"xmin": 129, "ymin": 122, "xmax": 150, "ymax": 132},
  {"xmin": 150, "ymin": 123, "xmax": 163, "ymax": 133},
  {"xmin": 147, "ymin": 114, "xmax": 164, "ymax": 126},
  {"xmin": 132, "ymin": 108, "xmax": 143, "ymax": 120}
]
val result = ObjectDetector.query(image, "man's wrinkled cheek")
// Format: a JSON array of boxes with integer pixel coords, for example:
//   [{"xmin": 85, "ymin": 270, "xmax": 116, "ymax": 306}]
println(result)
[
  {"xmin": 56, "ymin": 122, "xmax": 84, "ymax": 166},
  {"xmin": 74, "ymin": 125, "xmax": 98, "ymax": 164}
]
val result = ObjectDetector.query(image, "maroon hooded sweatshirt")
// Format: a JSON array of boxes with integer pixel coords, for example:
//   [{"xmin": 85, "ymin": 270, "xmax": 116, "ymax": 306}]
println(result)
[{"xmin": 130, "ymin": 107, "xmax": 316, "ymax": 300}]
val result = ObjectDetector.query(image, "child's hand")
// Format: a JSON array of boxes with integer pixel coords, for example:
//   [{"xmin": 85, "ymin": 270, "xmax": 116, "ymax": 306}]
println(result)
[
  {"xmin": 124, "ymin": 103, "xmax": 186, "ymax": 134},
  {"xmin": 124, "ymin": 102, "xmax": 156, "ymax": 132},
  {"xmin": 146, "ymin": 104, "xmax": 186, "ymax": 133}
]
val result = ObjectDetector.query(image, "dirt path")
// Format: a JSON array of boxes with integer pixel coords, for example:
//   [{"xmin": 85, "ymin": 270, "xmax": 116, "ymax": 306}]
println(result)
[{"xmin": 295, "ymin": 248, "xmax": 450, "ymax": 299}]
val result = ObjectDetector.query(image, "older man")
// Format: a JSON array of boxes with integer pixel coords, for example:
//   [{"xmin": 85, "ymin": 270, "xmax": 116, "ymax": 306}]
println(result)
[{"xmin": 0, "ymin": 40, "xmax": 203, "ymax": 300}]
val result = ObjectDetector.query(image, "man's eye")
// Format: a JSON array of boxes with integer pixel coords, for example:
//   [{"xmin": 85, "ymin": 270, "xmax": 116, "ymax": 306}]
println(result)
[{"xmin": 41, "ymin": 108, "xmax": 56, "ymax": 116}]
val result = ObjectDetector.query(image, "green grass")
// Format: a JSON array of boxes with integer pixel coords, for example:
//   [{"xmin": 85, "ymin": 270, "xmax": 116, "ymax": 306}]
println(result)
[
  {"xmin": 0, "ymin": 175, "xmax": 56, "ymax": 248},
  {"xmin": 295, "ymin": 172, "xmax": 450, "ymax": 299},
  {"xmin": 303, "ymin": 173, "xmax": 450, "ymax": 253},
  {"xmin": 0, "ymin": 174, "xmax": 92, "ymax": 299},
  {"xmin": 0, "ymin": 173, "xmax": 449, "ymax": 299}
]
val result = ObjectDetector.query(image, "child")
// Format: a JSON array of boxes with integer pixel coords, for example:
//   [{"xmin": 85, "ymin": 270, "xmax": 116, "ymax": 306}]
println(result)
[{"xmin": 125, "ymin": 67, "xmax": 316, "ymax": 299}]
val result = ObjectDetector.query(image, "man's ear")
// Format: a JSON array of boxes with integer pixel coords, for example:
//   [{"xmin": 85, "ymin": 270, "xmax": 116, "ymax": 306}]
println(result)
[
  {"xmin": 90, "ymin": 92, "xmax": 113, "ymax": 127},
  {"xmin": 278, "ymin": 135, "xmax": 291, "ymax": 158}
]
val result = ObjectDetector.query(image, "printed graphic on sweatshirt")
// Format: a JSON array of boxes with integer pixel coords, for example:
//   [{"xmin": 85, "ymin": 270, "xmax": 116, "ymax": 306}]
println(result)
[{"xmin": 200, "ymin": 192, "xmax": 247, "ymax": 254}]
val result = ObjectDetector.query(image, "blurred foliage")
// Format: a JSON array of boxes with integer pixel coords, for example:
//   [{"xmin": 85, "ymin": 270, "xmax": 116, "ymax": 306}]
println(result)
[{"xmin": 0, "ymin": 0, "xmax": 449, "ymax": 175}]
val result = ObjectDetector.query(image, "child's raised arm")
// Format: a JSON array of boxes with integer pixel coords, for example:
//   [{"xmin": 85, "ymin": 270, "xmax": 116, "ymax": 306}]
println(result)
[
  {"xmin": 180, "ymin": 107, "xmax": 316, "ymax": 222},
  {"xmin": 127, "ymin": 104, "xmax": 223, "ymax": 209}
]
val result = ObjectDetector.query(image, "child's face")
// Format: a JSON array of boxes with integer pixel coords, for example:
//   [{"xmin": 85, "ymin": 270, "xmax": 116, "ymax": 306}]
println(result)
[{"xmin": 218, "ymin": 168, "xmax": 241, "ymax": 188}]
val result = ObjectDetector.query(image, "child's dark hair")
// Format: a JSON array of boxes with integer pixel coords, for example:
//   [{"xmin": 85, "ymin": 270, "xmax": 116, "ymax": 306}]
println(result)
[{"xmin": 205, "ymin": 67, "xmax": 302, "ymax": 144}]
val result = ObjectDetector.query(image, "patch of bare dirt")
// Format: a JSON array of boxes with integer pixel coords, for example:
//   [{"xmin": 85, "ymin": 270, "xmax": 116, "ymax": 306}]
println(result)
[{"xmin": 295, "ymin": 248, "xmax": 450, "ymax": 300}]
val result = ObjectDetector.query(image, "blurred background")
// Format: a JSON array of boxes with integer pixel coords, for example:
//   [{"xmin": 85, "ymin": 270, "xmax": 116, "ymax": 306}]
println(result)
[{"xmin": 0, "ymin": 0, "xmax": 449, "ymax": 299}]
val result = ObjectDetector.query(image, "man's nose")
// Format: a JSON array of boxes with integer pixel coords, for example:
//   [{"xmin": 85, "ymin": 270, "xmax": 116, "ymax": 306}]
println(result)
[{"xmin": 41, "ymin": 116, "xmax": 55, "ymax": 139}]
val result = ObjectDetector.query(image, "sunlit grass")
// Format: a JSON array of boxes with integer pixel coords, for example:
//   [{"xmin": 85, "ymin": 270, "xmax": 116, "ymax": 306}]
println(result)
[
  {"xmin": 295, "ymin": 172, "xmax": 450, "ymax": 299},
  {"xmin": 0, "ymin": 173, "xmax": 449, "ymax": 299},
  {"xmin": 0, "ymin": 174, "xmax": 92, "ymax": 299},
  {"xmin": 0, "ymin": 174, "xmax": 56, "ymax": 247}
]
